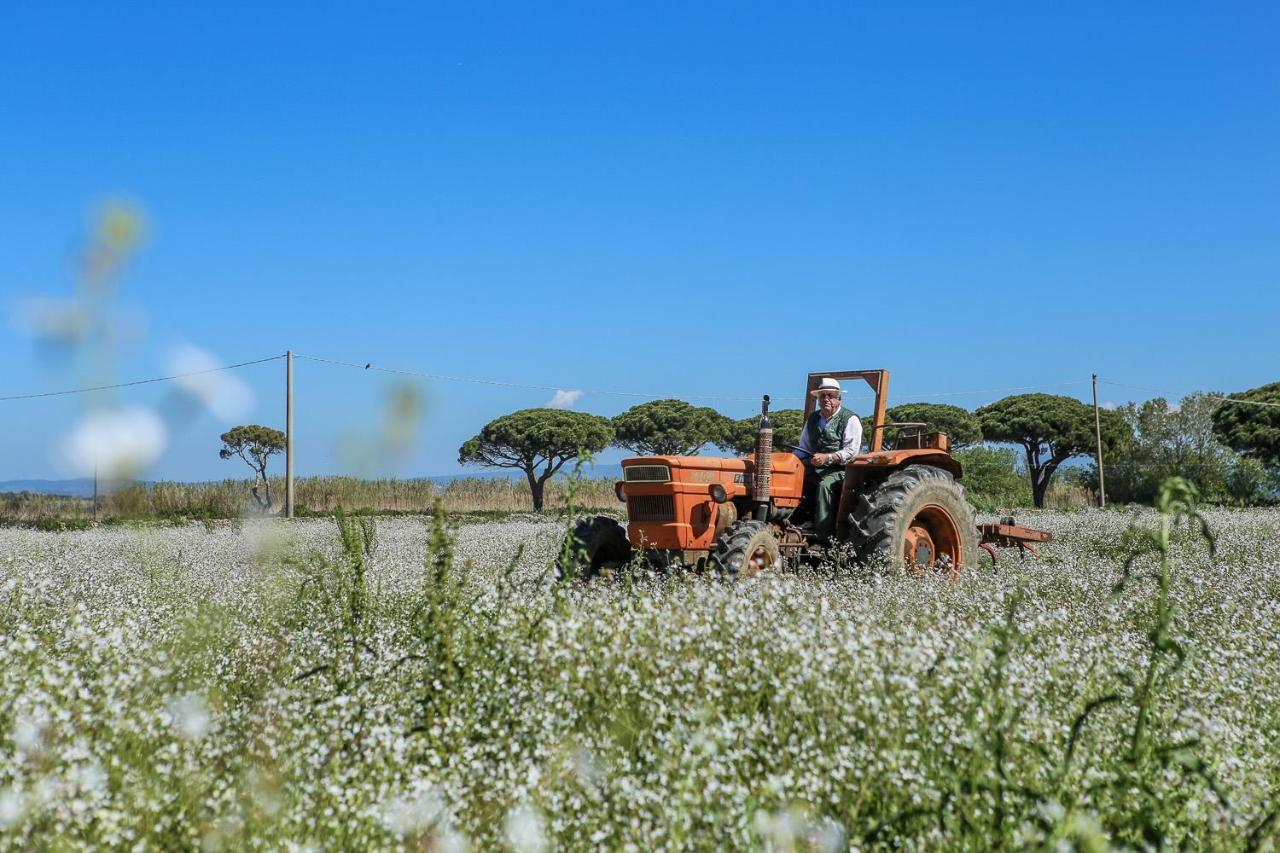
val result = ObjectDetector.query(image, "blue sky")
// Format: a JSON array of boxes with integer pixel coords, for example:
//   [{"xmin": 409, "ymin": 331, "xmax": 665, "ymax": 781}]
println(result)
[{"xmin": 2, "ymin": 2, "xmax": 1277, "ymax": 481}]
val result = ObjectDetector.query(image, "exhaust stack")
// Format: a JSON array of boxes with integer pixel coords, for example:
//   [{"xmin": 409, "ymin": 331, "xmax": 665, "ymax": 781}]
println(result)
[{"xmin": 754, "ymin": 394, "xmax": 773, "ymax": 521}]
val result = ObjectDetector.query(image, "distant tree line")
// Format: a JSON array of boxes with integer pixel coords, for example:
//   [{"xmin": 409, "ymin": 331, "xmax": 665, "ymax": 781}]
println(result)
[{"xmin": 456, "ymin": 382, "xmax": 1280, "ymax": 511}]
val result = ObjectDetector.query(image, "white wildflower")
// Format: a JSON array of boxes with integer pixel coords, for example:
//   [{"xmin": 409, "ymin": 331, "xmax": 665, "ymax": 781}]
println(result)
[
  {"xmin": 435, "ymin": 826, "xmax": 470, "ymax": 853},
  {"xmin": 381, "ymin": 787, "xmax": 444, "ymax": 837},
  {"xmin": 13, "ymin": 713, "xmax": 45, "ymax": 753},
  {"xmin": 505, "ymin": 803, "xmax": 547, "ymax": 853},
  {"xmin": 166, "ymin": 693, "xmax": 210, "ymax": 741},
  {"xmin": 0, "ymin": 788, "xmax": 24, "ymax": 829}
]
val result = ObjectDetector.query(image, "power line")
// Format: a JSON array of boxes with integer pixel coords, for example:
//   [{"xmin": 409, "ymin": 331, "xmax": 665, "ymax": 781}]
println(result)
[
  {"xmin": 893, "ymin": 379, "xmax": 1090, "ymax": 401},
  {"xmin": 4, "ymin": 351, "xmax": 1274, "ymax": 413},
  {"xmin": 293, "ymin": 353, "xmax": 784, "ymax": 403},
  {"xmin": 0, "ymin": 354, "xmax": 286, "ymax": 402},
  {"xmin": 1097, "ymin": 378, "xmax": 1280, "ymax": 410},
  {"xmin": 296, "ymin": 353, "xmax": 1106, "ymax": 406}
]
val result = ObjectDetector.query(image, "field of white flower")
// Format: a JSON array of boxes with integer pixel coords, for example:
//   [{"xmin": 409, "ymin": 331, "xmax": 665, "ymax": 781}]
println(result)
[{"xmin": 2, "ymin": 502, "xmax": 1279, "ymax": 850}]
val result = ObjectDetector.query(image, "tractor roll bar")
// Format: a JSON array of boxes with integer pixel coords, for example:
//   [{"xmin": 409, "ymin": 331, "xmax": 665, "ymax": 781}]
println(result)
[{"xmin": 803, "ymin": 370, "xmax": 890, "ymax": 452}]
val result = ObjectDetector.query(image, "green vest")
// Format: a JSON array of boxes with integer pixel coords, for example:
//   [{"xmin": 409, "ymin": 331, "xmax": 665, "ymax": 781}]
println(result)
[{"xmin": 805, "ymin": 407, "xmax": 855, "ymax": 455}]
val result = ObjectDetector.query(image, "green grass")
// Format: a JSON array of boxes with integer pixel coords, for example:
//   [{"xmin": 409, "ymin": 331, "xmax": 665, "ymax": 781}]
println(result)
[{"xmin": 0, "ymin": 475, "xmax": 622, "ymax": 528}]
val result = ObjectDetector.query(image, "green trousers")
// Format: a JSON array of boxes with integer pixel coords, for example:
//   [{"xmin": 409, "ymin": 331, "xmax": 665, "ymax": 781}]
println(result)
[{"xmin": 804, "ymin": 465, "xmax": 845, "ymax": 538}]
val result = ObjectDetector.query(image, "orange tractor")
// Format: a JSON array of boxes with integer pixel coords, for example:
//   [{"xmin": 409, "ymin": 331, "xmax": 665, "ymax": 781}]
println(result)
[{"xmin": 560, "ymin": 370, "xmax": 1048, "ymax": 578}]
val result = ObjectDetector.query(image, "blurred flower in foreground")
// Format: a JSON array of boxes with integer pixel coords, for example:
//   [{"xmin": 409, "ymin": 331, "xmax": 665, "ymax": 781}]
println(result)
[
  {"xmin": 13, "ymin": 713, "xmax": 46, "ymax": 754},
  {"xmin": 504, "ymin": 804, "xmax": 547, "ymax": 853},
  {"xmin": 81, "ymin": 200, "xmax": 146, "ymax": 285},
  {"xmin": 381, "ymin": 786, "xmax": 444, "ymax": 837},
  {"xmin": 13, "ymin": 296, "xmax": 92, "ymax": 345},
  {"xmin": 435, "ymin": 828, "xmax": 470, "ymax": 853},
  {"xmin": 337, "ymin": 380, "xmax": 426, "ymax": 474},
  {"xmin": 165, "ymin": 693, "xmax": 210, "ymax": 741},
  {"xmin": 753, "ymin": 806, "xmax": 846, "ymax": 853},
  {"xmin": 167, "ymin": 344, "xmax": 253, "ymax": 420},
  {"xmin": 0, "ymin": 788, "xmax": 24, "ymax": 830},
  {"xmin": 13, "ymin": 294, "xmax": 147, "ymax": 362},
  {"xmin": 14, "ymin": 201, "xmax": 148, "ymax": 355},
  {"xmin": 73, "ymin": 763, "xmax": 107, "ymax": 798},
  {"xmin": 383, "ymin": 381, "xmax": 424, "ymax": 454},
  {"xmin": 59, "ymin": 407, "xmax": 167, "ymax": 478}
]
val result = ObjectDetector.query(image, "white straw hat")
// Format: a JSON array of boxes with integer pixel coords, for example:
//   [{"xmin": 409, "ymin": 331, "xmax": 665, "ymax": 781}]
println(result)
[{"xmin": 810, "ymin": 377, "xmax": 843, "ymax": 397}]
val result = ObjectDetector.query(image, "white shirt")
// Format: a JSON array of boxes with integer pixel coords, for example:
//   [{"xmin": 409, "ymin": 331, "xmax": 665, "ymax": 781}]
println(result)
[{"xmin": 794, "ymin": 407, "xmax": 864, "ymax": 465}]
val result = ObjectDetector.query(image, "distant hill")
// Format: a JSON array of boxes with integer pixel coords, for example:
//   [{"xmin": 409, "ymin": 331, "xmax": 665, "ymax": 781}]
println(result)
[{"xmin": 0, "ymin": 479, "xmax": 107, "ymax": 498}]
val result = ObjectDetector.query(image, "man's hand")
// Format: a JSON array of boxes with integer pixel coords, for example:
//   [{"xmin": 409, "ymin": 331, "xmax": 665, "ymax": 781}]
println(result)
[{"xmin": 812, "ymin": 452, "xmax": 829, "ymax": 466}]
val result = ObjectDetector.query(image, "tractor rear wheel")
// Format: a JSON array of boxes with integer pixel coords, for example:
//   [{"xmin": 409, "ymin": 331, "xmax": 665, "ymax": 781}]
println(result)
[
  {"xmin": 848, "ymin": 465, "xmax": 978, "ymax": 572},
  {"xmin": 708, "ymin": 519, "xmax": 783, "ymax": 578},
  {"xmin": 556, "ymin": 516, "xmax": 631, "ymax": 581}
]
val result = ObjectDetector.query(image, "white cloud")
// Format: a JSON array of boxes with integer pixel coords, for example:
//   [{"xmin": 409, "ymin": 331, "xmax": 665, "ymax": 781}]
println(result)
[
  {"xmin": 59, "ymin": 407, "xmax": 167, "ymax": 477},
  {"xmin": 1101, "ymin": 401, "xmax": 1117, "ymax": 411},
  {"xmin": 546, "ymin": 389, "xmax": 583, "ymax": 409},
  {"xmin": 167, "ymin": 345, "xmax": 253, "ymax": 419}
]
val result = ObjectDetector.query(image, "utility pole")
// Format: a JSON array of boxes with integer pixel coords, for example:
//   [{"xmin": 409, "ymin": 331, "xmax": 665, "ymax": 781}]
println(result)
[
  {"xmin": 286, "ymin": 350, "xmax": 294, "ymax": 519},
  {"xmin": 1092, "ymin": 373, "xmax": 1106, "ymax": 508},
  {"xmin": 92, "ymin": 461, "xmax": 98, "ymax": 524}
]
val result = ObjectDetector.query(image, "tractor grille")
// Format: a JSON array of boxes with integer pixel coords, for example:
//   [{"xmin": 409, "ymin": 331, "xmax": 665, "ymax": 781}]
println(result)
[
  {"xmin": 624, "ymin": 465, "xmax": 671, "ymax": 483},
  {"xmin": 627, "ymin": 494, "xmax": 675, "ymax": 522}
]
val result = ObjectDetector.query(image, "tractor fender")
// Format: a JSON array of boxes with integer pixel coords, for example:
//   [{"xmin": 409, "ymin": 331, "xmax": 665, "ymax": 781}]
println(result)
[{"xmin": 847, "ymin": 449, "xmax": 963, "ymax": 479}]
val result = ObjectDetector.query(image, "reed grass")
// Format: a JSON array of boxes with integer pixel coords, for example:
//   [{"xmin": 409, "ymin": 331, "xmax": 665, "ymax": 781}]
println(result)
[
  {"xmin": 0, "ymin": 476, "xmax": 621, "ymax": 526},
  {"xmin": 0, "ymin": 470, "xmax": 1105, "ymax": 527}
]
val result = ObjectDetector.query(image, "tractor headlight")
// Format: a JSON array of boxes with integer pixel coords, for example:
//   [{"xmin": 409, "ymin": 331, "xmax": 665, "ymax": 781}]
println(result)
[
  {"xmin": 615, "ymin": 482, "xmax": 627, "ymax": 502},
  {"xmin": 709, "ymin": 483, "xmax": 728, "ymax": 504}
]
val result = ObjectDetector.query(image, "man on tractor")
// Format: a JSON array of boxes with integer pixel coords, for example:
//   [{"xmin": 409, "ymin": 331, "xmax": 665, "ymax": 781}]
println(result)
[{"xmin": 793, "ymin": 377, "xmax": 863, "ymax": 538}]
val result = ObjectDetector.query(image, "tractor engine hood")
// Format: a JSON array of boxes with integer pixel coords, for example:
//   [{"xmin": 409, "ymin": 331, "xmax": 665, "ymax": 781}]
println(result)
[
  {"xmin": 617, "ymin": 454, "xmax": 804, "ymax": 552},
  {"xmin": 620, "ymin": 453, "xmax": 804, "ymax": 503}
]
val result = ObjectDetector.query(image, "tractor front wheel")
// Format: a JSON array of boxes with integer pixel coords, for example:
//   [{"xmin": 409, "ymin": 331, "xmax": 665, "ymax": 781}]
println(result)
[
  {"xmin": 848, "ymin": 465, "xmax": 978, "ymax": 572},
  {"xmin": 708, "ymin": 519, "xmax": 783, "ymax": 578},
  {"xmin": 556, "ymin": 516, "xmax": 631, "ymax": 581}
]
